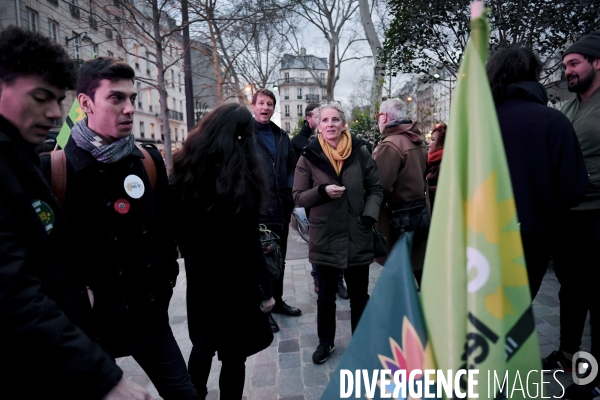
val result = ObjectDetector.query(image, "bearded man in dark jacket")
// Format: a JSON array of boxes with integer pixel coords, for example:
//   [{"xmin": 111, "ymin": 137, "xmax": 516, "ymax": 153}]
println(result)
[
  {"xmin": 252, "ymin": 89, "xmax": 301, "ymax": 333},
  {"xmin": 0, "ymin": 27, "xmax": 149, "ymax": 400},
  {"xmin": 487, "ymin": 46, "xmax": 587, "ymax": 301}
]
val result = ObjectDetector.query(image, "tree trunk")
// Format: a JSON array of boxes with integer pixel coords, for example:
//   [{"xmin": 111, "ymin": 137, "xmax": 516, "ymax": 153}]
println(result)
[
  {"xmin": 358, "ymin": 0, "xmax": 383, "ymax": 113},
  {"xmin": 151, "ymin": 0, "xmax": 173, "ymax": 170}
]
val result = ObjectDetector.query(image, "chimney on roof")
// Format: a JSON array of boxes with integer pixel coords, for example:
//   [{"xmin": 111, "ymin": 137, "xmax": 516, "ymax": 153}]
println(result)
[{"xmin": 300, "ymin": 47, "xmax": 306, "ymax": 56}]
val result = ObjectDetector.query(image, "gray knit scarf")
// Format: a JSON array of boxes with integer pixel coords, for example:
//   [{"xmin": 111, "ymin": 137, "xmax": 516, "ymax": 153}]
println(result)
[{"xmin": 71, "ymin": 118, "xmax": 136, "ymax": 163}]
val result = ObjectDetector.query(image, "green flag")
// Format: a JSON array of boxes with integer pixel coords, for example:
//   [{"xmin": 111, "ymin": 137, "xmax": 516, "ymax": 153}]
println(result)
[
  {"xmin": 420, "ymin": 7, "xmax": 541, "ymax": 400},
  {"xmin": 56, "ymin": 99, "xmax": 86, "ymax": 149}
]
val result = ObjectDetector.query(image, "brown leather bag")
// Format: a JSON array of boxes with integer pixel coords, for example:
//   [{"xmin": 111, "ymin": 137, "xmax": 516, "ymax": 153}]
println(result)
[{"xmin": 50, "ymin": 146, "xmax": 157, "ymax": 206}]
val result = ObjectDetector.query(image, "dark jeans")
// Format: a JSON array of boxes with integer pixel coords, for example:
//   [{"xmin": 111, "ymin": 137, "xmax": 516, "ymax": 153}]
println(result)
[
  {"xmin": 129, "ymin": 326, "xmax": 200, "ymax": 399},
  {"xmin": 311, "ymin": 263, "xmax": 344, "ymax": 285},
  {"xmin": 267, "ymin": 224, "xmax": 289, "ymax": 303},
  {"xmin": 315, "ymin": 265, "xmax": 370, "ymax": 346},
  {"xmin": 188, "ymin": 345, "xmax": 247, "ymax": 399},
  {"xmin": 553, "ymin": 209, "xmax": 600, "ymax": 360}
]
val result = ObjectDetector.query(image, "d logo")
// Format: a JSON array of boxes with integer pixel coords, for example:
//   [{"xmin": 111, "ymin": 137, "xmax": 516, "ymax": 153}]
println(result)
[{"xmin": 572, "ymin": 351, "xmax": 598, "ymax": 386}]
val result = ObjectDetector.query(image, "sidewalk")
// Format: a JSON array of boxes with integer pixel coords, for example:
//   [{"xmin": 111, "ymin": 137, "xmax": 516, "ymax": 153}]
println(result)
[{"xmin": 117, "ymin": 230, "xmax": 592, "ymax": 399}]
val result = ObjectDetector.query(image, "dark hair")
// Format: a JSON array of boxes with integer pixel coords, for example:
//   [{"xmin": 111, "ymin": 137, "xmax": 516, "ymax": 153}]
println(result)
[
  {"xmin": 305, "ymin": 103, "xmax": 318, "ymax": 117},
  {"xmin": 432, "ymin": 122, "xmax": 447, "ymax": 147},
  {"xmin": 171, "ymin": 103, "xmax": 268, "ymax": 214},
  {"xmin": 77, "ymin": 57, "xmax": 135, "ymax": 99},
  {"xmin": 486, "ymin": 46, "xmax": 542, "ymax": 103},
  {"xmin": 252, "ymin": 88, "xmax": 277, "ymax": 106},
  {"xmin": 0, "ymin": 26, "xmax": 77, "ymax": 89}
]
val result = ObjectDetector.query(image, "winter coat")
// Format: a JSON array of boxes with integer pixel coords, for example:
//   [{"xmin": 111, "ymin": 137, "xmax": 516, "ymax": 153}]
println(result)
[
  {"xmin": 293, "ymin": 135, "xmax": 383, "ymax": 268},
  {"xmin": 40, "ymin": 137, "xmax": 179, "ymax": 358},
  {"xmin": 175, "ymin": 184, "xmax": 273, "ymax": 359},
  {"xmin": 561, "ymin": 86, "xmax": 600, "ymax": 210},
  {"xmin": 0, "ymin": 116, "xmax": 122, "ymax": 399},
  {"xmin": 497, "ymin": 81, "xmax": 587, "ymax": 233},
  {"xmin": 255, "ymin": 121, "xmax": 297, "ymax": 226},
  {"xmin": 291, "ymin": 121, "xmax": 313, "ymax": 164},
  {"xmin": 373, "ymin": 121, "xmax": 428, "ymax": 265}
]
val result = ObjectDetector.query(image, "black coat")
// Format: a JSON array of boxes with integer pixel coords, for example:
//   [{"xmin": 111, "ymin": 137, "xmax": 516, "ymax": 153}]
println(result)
[
  {"xmin": 175, "ymin": 184, "xmax": 273, "ymax": 359},
  {"xmin": 291, "ymin": 121, "xmax": 313, "ymax": 164},
  {"xmin": 255, "ymin": 121, "xmax": 297, "ymax": 226},
  {"xmin": 0, "ymin": 116, "xmax": 122, "ymax": 399},
  {"xmin": 40, "ymin": 137, "xmax": 179, "ymax": 358},
  {"xmin": 496, "ymin": 81, "xmax": 588, "ymax": 234}
]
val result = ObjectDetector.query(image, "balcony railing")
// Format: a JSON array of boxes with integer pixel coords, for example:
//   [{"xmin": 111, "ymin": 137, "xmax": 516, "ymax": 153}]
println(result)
[
  {"xmin": 167, "ymin": 109, "xmax": 184, "ymax": 121},
  {"xmin": 277, "ymin": 77, "xmax": 323, "ymax": 85},
  {"xmin": 305, "ymin": 94, "xmax": 319, "ymax": 102}
]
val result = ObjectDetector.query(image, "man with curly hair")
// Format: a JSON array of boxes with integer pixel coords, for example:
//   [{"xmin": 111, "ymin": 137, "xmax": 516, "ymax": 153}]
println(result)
[{"xmin": 0, "ymin": 26, "xmax": 151, "ymax": 399}]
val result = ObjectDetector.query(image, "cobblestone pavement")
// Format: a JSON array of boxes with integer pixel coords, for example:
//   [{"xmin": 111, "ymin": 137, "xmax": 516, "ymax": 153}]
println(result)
[{"xmin": 117, "ymin": 231, "xmax": 593, "ymax": 399}]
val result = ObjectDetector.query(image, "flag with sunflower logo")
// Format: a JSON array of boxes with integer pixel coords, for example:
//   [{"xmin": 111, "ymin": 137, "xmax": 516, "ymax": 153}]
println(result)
[
  {"xmin": 420, "ymin": 5, "xmax": 541, "ymax": 399},
  {"xmin": 320, "ymin": 232, "xmax": 436, "ymax": 399},
  {"xmin": 56, "ymin": 99, "xmax": 86, "ymax": 149}
]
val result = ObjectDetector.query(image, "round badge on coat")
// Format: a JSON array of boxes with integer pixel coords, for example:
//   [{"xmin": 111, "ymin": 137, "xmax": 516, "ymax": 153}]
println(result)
[
  {"xmin": 124, "ymin": 174, "xmax": 145, "ymax": 199},
  {"xmin": 32, "ymin": 199, "xmax": 55, "ymax": 234},
  {"xmin": 114, "ymin": 198, "xmax": 131, "ymax": 214}
]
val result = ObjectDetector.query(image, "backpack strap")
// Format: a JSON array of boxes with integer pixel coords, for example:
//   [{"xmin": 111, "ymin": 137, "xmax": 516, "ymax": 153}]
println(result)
[
  {"xmin": 138, "ymin": 146, "xmax": 157, "ymax": 191},
  {"xmin": 50, "ymin": 149, "xmax": 67, "ymax": 206}
]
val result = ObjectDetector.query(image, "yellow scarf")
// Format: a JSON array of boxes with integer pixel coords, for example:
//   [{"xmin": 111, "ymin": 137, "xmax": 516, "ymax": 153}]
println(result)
[{"xmin": 318, "ymin": 130, "xmax": 352, "ymax": 176}]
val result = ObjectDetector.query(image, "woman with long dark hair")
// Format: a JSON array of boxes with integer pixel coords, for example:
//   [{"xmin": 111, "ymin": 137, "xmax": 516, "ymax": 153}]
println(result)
[
  {"xmin": 426, "ymin": 122, "xmax": 447, "ymax": 210},
  {"xmin": 171, "ymin": 103, "xmax": 275, "ymax": 399}
]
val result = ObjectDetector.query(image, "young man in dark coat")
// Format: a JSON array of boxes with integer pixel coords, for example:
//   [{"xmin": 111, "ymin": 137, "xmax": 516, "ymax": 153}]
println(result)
[
  {"xmin": 486, "ymin": 46, "xmax": 587, "ymax": 300},
  {"xmin": 40, "ymin": 57, "xmax": 199, "ymax": 399},
  {"xmin": 291, "ymin": 102, "xmax": 319, "ymax": 162},
  {"xmin": 252, "ymin": 89, "xmax": 301, "ymax": 333},
  {"xmin": 0, "ymin": 27, "xmax": 150, "ymax": 400}
]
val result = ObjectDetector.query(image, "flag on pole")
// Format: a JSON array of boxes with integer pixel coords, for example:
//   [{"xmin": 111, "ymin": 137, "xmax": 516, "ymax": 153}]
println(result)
[
  {"xmin": 420, "ymin": 3, "xmax": 541, "ymax": 399},
  {"xmin": 321, "ymin": 232, "xmax": 435, "ymax": 399},
  {"xmin": 56, "ymin": 99, "xmax": 86, "ymax": 149}
]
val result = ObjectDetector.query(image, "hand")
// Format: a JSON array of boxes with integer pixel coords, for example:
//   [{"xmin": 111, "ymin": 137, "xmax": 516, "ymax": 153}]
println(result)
[
  {"xmin": 325, "ymin": 185, "xmax": 346, "ymax": 199},
  {"xmin": 102, "ymin": 378, "xmax": 153, "ymax": 400},
  {"xmin": 260, "ymin": 297, "xmax": 275, "ymax": 313}
]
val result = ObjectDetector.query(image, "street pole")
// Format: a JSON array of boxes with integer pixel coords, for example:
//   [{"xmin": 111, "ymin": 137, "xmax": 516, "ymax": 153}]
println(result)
[{"xmin": 181, "ymin": 0, "xmax": 195, "ymax": 132}]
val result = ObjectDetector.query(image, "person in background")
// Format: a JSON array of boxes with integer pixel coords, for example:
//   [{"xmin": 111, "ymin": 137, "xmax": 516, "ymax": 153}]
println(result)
[
  {"xmin": 542, "ymin": 32, "xmax": 600, "ymax": 400},
  {"xmin": 425, "ymin": 122, "xmax": 447, "ymax": 210},
  {"xmin": 373, "ymin": 98, "xmax": 429, "ymax": 284},
  {"xmin": 0, "ymin": 26, "xmax": 150, "ymax": 400},
  {"xmin": 252, "ymin": 88, "xmax": 302, "ymax": 333},
  {"xmin": 171, "ymin": 103, "xmax": 275, "ymax": 399},
  {"xmin": 293, "ymin": 103, "xmax": 382, "ymax": 364}
]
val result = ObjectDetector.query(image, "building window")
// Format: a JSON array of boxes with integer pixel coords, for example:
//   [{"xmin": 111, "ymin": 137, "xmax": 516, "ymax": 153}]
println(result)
[
  {"xmin": 107, "ymin": 50, "xmax": 113, "ymax": 58},
  {"xmin": 178, "ymin": 75, "xmax": 182, "ymax": 92},
  {"xmin": 136, "ymin": 83, "xmax": 142, "ymax": 109},
  {"xmin": 139, "ymin": 121, "xmax": 145, "ymax": 138},
  {"xmin": 69, "ymin": 0, "xmax": 80, "ymax": 18},
  {"xmin": 174, "ymin": 127, "xmax": 178, "ymax": 141},
  {"xmin": 27, "ymin": 8, "xmax": 38, "ymax": 32},
  {"xmin": 297, "ymin": 104, "xmax": 303, "ymax": 116},
  {"xmin": 284, "ymin": 105, "xmax": 290, "ymax": 117},
  {"xmin": 171, "ymin": 70, "xmax": 175, "ymax": 88},
  {"xmin": 284, "ymin": 72, "xmax": 290, "ymax": 83},
  {"xmin": 150, "ymin": 123, "xmax": 155, "ymax": 139},
  {"xmin": 48, "ymin": 20, "xmax": 58, "ymax": 42},
  {"xmin": 285, "ymin": 122, "xmax": 290, "ymax": 132},
  {"xmin": 71, "ymin": 32, "xmax": 81, "ymax": 60},
  {"xmin": 284, "ymin": 88, "xmax": 289, "ymax": 100},
  {"xmin": 92, "ymin": 43, "xmax": 98, "ymax": 56},
  {"xmin": 322, "ymin": 88, "xmax": 327, "ymax": 100},
  {"xmin": 146, "ymin": 52, "xmax": 151, "ymax": 75},
  {"xmin": 320, "ymin": 73, "xmax": 325, "ymax": 83},
  {"xmin": 296, "ymin": 88, "xmax": 302, "ymax": 99}
]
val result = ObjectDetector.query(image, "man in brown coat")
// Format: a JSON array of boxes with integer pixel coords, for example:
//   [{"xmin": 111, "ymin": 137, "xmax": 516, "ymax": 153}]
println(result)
[{"xmin": 373, "ymin": 98, "xmax": 429, "ymax": 284}]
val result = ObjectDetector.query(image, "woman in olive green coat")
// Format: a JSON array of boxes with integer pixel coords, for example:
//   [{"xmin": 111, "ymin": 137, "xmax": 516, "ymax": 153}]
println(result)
[{"xmin": 293, "ymin": 104, "xmax": 383, "ymax": 364}]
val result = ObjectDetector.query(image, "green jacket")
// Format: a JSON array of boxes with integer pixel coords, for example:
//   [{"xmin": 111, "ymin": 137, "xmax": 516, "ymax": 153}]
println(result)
[
  {"xmin": 562, "ymin": 86, "xmax": 600, "ymax": 210},
  {"xmin": 293, "ymin": 135, "xmax": 383, "ymax": 268}
]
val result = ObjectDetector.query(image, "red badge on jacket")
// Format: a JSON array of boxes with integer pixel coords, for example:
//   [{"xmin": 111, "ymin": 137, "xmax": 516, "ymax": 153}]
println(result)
[{"xmin": 114, "ymin": 199, "xmax": 131, "ymax": 214}]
